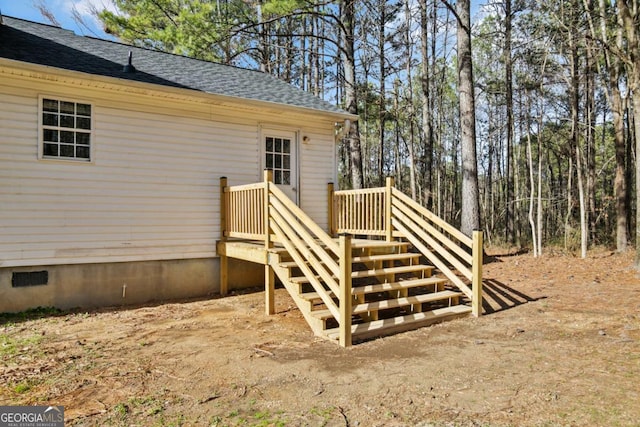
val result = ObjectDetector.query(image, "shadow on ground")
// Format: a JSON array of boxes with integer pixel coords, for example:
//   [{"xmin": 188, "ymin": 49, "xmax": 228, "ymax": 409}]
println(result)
[{"xmin": 481, "ymin": 278, "xmax": 546, "ymax": 314}]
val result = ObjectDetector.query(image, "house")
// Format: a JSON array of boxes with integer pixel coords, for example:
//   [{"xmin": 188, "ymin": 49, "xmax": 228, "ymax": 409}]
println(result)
[{"xmin": 0, "ymin": 15, "xmax": 356, "ymax": 313}]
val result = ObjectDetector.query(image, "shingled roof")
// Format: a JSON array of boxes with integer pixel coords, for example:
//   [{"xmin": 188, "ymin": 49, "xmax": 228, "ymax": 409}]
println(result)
[{"xmin": 0, "ymin": 16, "xmax": 351, "ymax": 118}]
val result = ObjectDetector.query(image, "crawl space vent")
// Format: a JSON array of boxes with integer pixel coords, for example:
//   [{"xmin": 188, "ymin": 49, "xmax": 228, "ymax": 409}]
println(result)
[{"xmin": 12, "ymin": 271, "xmax": 49, "ymax": 287}]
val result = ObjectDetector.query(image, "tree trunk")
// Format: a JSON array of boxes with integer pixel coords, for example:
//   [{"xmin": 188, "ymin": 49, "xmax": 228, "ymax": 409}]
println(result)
[
  {"xmin": 340, "ymin": 0, "xmax": 364, "ymax": 189},
  {"xmin": 616, "ymin": 0, "xmax": 640, "ymax": 266},
  {"xmin": 420, "ymin": 0, "xmax": 434, "ymax": 208},
  {"xmin": 504, "ymin": 0, "xmax": 515, "ymax": 244},
  {"xmin": 378, "ymin": 0, "xmax": 387, "ymax": 186},
  {"xmin": 456, "ymin": 0, "xmax": 480, "ymax": 236},
  {"xmin": 525, "ymin": 90, "xmax": 538, "ymax": 257},
  {"xmin": 606, "ymin": 0, "xmax": 629, "ymax": 251},
  {"xmin": 568, "ymin": 0, "xmax": 587, "ymax": 257}
]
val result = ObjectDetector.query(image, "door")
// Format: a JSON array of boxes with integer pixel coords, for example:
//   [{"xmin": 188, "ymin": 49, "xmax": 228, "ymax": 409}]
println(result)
[{"xmin": 263, "ymin": 130, "xmax": 298, "ymax": 204}]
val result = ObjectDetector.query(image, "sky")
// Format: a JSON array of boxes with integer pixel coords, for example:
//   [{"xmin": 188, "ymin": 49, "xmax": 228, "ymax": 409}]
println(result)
[
  {"xmin": 0, "ymin": 0, "xmax": 114, "ymax": 38},
  {"xmin": 1, "ymin": 0, "xmax": 488, "ymax": 42}
]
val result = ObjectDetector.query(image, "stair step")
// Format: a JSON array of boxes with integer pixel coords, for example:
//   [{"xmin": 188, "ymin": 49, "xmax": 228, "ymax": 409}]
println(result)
[
  {"xmin": 324, "ymin": 305, "xmax": 473, "ymax": 341},
  {"xmin": 289, "ymin": 264, "xmax": 433, "ymax": 284},
  {"xmin": 352, "ymin": 252, "xmax": 421, "ymax": 263},
  {"xmin": 351, "ymin": 264, "xmax": 433, "ymax": 279},
  {"xmin": 268, "ymin": 246, "xmax": 290, "ymax": 255},
  {"xmin": 300, "ymin": 290, "xmax": 335, "ymax": 301},
  {"xmin": 279, "ymin": 261, "xmax": 303, "ymax": 269},
  {"xmin": 353, "ymin": 277, "xmax": 447, "ymax": 295},
  {"xmin": 310, "ymin": 290, "xmax": 462, "ymax": 320},
  {"xmin": 280, "ymin": 252, "xmax": 421, "ymax": 270},
  {"xmin": 351, "ymin": 240, "xmax": 410, "ymax": 250},
  {"xmin": 299, "ymin": 277, "xmax": 447, "ymax": 302}
]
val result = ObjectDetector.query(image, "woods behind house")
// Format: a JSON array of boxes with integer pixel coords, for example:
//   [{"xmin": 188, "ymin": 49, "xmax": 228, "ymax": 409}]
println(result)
[{"xmin": 80, "ymin": 0, "xmax": 639, "ymax": 256}]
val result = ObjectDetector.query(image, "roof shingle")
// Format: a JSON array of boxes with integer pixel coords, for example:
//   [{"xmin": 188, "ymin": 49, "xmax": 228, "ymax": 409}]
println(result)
[{"xmin": 0, "ymin": 16, "xmax": 350, "ymax": 117}]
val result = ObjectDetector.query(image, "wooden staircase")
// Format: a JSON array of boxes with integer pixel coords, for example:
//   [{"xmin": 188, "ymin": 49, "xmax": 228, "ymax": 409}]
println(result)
[
  {"xmin": 219, "ymin": 174, "xmax": 483, "ymax": 347},
  {"xmin": 269, "ymin": 239, "xmax": 472, "ymax": 343}
]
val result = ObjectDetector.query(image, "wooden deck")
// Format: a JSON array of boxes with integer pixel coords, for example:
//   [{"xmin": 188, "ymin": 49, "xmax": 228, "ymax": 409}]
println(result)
[{"xmin": 218, "ymin": 173, "xmax": 482, "ymax": 347}]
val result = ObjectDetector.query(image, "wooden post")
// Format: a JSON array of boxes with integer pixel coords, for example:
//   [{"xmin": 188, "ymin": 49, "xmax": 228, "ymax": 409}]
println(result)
[
  {"xmin": 264, "ymin": 170, "xmax": 275, "ymax": 315},
  {"xmin": 219, "ymin": 177, "xmax": 228, "ymax": 296},
  {"xmin": 328, "ymin": 182, "xmax": 335, "ymax": 236},
  {"xmin": 472, "ymin": 230, "xmax": 483, "ymax": 317},
  {"xmin": 385, "ymin": 176, "xmax": 395, "ymax": 242},
  {"xmin": 339, "ymin": 233, "xmax": 353, "ymax": 347}
]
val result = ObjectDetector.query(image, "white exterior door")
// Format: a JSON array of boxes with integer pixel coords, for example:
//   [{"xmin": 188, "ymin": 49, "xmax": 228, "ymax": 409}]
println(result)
[{"xmin": 263, "ymin": 130, "xmax": 298, "ymax": 204}]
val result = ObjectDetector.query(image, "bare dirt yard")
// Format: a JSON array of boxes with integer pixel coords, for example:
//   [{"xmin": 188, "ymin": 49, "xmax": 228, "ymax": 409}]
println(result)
[{"xmin": 1, "ymin": 249, "xmax": 639, "ymax": 426}]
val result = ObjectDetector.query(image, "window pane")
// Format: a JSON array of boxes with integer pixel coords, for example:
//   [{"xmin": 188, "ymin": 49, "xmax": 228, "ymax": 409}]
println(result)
[
  {"xmin": 60, "ymin": 115, "xmax": 74, "ymax": 128},
  {"xmin": 41, "ymin": 98, "xmax": 92, "ymax": 161},
  {"xmin": 43, "ymin": 143, "xmax": 58, "ymax": 156},
  {"xmin": 275, "ymin": 155, "xmax": 282, "ymax": 168},
  {"xmin": 283, "ymin": 155, "xmax": 290, "ymax": 170},
  {"xmin": 266, "ymin": 154, "xmax": 273, "ymax": 168},
  {"xmin": 275, "ymin": 138, "xmax": 282, "ymax": 153},
  {"xmin": 43, "ymin": 113, "xmax": 58, "ymax": 126},
  {"xmin": 283, "ymin": 138, "xmax": 290, "ymax": 153},
  {"xmin": 76, "ymin": 146, "xmax": 90, "ymax": 159},
  {"xmin": 274, "ymin": 170, "xmax": 282, "ymax": 185},
  {"xmin": 43, "ymin": 99, "xmax": 58, "ymax": 112},
  {"xmin": 282, "ymin": 171, "xmax": 290, "ymax": 185},
  {"xmin": 76, "ymin": 103, "xmax": 91, "ymax": 116},
  {"xmin": 76, "ymin": 117, "xmax": 91, "ymax": 130},
  {"xmin": 60, "ymin": 131, "xmax": 75, "ymax": 143},
  {"xmin": 266, "ymin": 137, "xmax": 273, "ymax": 152},
  {"xmin": 76, "ymin": 132, "xmax": 90, "ymax": 145},
  {"xmin": 60, "ymin": 144, "xmax": 74, "ymax": 157},
  {"xmin": 43, "ymin": 129, "xmax": 58, "ymax": 142},
  {"xmin": 60, "ymin": 101, "xmax": 75, "ymax": 114}
]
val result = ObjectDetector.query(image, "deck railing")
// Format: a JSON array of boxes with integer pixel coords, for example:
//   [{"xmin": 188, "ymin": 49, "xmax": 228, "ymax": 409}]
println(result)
[
  {"xmin": 222, "ymin": 180, "xmax": 265, "ymax": 240},
  {"xmin": 332, "ymin": 187, "xmax": 387, "ymax": 236},
  {"xmin": 330, "ymin": 177, "xmax": 483, "ymax": 317}
]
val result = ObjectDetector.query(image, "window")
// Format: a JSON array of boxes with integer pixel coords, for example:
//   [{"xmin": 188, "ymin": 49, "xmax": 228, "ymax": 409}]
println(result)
[
  {"xmin": 41, "ymin": 98, "xmax": 92, "ymax": 161},
  {"xmin": 265, "ymin": 136, "xmax": 291, "ymax": 185}
]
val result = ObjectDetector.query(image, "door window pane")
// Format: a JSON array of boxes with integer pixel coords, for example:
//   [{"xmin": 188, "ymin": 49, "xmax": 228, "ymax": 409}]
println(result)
[{"xmin": 265, "ymin": 136, "xmax": 293, "ymax": 185}]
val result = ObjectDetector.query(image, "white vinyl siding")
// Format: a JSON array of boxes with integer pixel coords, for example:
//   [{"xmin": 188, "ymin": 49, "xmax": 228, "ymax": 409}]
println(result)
[
  {"xmin": 299, "ymin": 129, "xmax": 336, "ymax": 231},
  {"xmin": 0, "ymin": 74, "xmax": 339, "ymax": 267}
]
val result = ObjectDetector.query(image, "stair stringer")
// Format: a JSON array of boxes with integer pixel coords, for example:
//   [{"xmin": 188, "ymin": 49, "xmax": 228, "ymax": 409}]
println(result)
[{"xmin": 269, "ymin": 254, "xmax": 329, "ymax": 338}]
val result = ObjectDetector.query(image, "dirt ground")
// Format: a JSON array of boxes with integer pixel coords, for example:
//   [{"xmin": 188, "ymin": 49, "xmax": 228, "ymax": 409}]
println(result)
[{"xmin": 1, "ymin": 249, "xmax": 639, "ymax": 426}]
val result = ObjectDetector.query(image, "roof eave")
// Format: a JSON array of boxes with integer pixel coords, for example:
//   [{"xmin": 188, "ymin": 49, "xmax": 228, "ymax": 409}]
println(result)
[{"xmin": 0, "ymin": 57, "xmax": 358, "ymax": 122}]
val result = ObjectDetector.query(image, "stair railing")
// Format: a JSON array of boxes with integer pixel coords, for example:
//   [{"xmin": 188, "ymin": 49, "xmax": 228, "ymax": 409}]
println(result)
[
  {"xmin": 267, "ymin": 179, "xmax": 353, "ymax": 346},
  {"xmin": 221, "ymin": 173, "xmax": 354, "ymax": 347},
  {"xmin": 330, "ymin": 177, "xmax": 483, "ymax": 317}
]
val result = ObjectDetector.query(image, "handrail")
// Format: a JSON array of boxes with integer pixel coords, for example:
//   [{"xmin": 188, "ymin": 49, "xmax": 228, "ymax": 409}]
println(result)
[
  {"xmin": 392, "ymin": 189, "xmax": 473, "ymax": 248},
  {"xmin": 389, "ymin": 186, "xmax": 483, "ymax": 317},
  {"xmin": 267, "ymin": 182, "xmax": 353, "ymax": 347},
  {"xmin": 331, "ymin": 177, "xmax": 483, "ymax": 317},
  {"xmin": 222, "ymin": 175, "xmax": 354, "ymax": 346}
]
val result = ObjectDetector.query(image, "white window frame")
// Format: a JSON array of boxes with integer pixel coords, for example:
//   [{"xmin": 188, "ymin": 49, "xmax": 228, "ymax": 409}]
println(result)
[{"xmin": 38, "ymin": 95, "xmax": 93, "ymax": 163}]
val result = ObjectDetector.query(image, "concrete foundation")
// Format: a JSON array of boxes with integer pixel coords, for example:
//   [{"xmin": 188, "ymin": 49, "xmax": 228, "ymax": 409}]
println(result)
[{"xmin": 0, "ymin": 257, "xmax": 263, "ymax": 313}]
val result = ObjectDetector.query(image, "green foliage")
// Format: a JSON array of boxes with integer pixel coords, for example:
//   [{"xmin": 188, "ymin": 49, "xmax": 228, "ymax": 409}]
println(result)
[
  {"xmin": 261, "ymin": 0, "xmax": 308, "ymax": 16},
  {"xmin": 12, "ymin": 380, "xmax": 33, "ymax": 394},
  {"xmin": 0, "ymin": 306, "xmax": 63, "ymax": 324},
  {"xmin": 0, "ymin": 334, "xmax": 42, "ymax": 357},
  {"xmin": 98, "ymin": 0, "xmax": 254, "ymax": 63}
]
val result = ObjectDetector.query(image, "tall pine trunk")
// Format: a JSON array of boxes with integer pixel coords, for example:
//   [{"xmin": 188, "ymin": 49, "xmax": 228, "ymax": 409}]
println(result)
[
  {"xmin": 340, "ymin": 0, "xmax": 364, "ymax": 189},
  {"xmin": 456, "ymin": 0, "xmax": 480, "ymax": 235}
]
